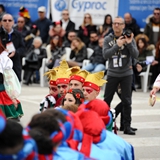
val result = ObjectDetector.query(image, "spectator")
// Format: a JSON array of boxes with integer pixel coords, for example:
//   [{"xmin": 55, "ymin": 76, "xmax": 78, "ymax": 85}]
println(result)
[
  {"xmin": 103, "ymin": 16, "xmax": 139, "ymax": 135},
  {"xmin": 88, "ymin": 31, "xmax": 99, "ymax": 50},
  {"xmin": 124, "ymin": 12, "xmax": 141, "ymax": 37},
  {"xmin": 24, "ymin": 24, "xmax": 40, "ymax": 51},
  {"xmin": 14, "ymin": 16, "xmax": 30, "ymax": 43},
  {"xmin": 48, "ymin": 21, "xmax": 66, "ymax": 43},
  {"xmin": 83, "ymin": 37, "xmax": 106, "ymax": 72},
  {"xmin": 114, "ymin": 59, "xmax": 142, "ymax": 132},
  {"xmin": 46, "ymin": 35, "xmax": 65, "ymax": 69},
  {"xmin": 135, "ymin": 34, "xmax": 154, "ymax": 88},
  {"xmin": 150, "ymin": 40, "xmax": 160, "ymax": 88},
  {"xmin": 144, "ymin": 8, "xmax": 160, "ymax": 45},
  {"xmin": 34, "ymin": 6, "xmax": 52, "ymax": 44},
  {"xmin": 23, "ymin": 36, "xmax": 47, "ymax": 85},
  {"xmin": 98, "ymin": 14, "xmax": 112, "ymax": 37},
  {"xmin": 61, "ymin": 9, "xmax": 75, "ymax": 33},
  {"xmin": 68, "ymin": 37, "xmax": 87, "ymax": 67},
  {"xmin": 63, "ymin": 30, "xmax": 77, "ymax": 48},
  {"xmin": 78, "ymin": 13, "xmax": 97, "ymax": 46},
  {"xmin": 19, "ymin": 6, "xmax": 32, "ymax": 28},
  {"xmin": 0, "ymin": 14, "xmax": 25, "ymax": 81},
  {"xmin": 0, "ymin": 4, "xmax": 5, "ymax": 21}
]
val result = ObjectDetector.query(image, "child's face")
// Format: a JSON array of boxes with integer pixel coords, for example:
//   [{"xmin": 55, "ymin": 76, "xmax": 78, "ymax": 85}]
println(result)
[{"xmin": 138, "ymin": 39, "xmax": 144, "ymax": 49}]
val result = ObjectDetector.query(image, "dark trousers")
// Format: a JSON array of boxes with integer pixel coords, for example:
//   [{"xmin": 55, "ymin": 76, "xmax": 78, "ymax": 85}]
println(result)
[
  {"xmin": 104, "ymin": 75, "xmax": 132, "ymax": 127},
  {"xmin": 115, "ymin": 90, "xmax": 133, "ymax": 128}
]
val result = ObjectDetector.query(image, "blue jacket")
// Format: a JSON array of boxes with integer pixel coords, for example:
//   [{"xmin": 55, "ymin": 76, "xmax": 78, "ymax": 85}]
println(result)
[
  {"xmin": 78, "ymin": 142, "xmax": 123, "ymax": 160},
  {"xmin": 97, "ymin": 130, "xmax": 134, "ymax": 160},
  {"xmin": 56, "ymin": 142, "xmax": 91, "ymax": 160}
]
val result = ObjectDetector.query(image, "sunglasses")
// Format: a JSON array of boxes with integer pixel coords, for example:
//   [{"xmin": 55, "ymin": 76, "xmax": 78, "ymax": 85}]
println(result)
[
  {"xmin": 90, "ymin": 36, "xmax": 97, "ymax": 39},
  {"xmin": 49, "ymin": 87, "xmax": 58, "ymax": 92},
  {"xmin": 57, "ymin": 85, "xmax": 68, "ymax": 89},
  {"xmin": 62, "ymin": 13, "xmax": 69, "ymax": 15},
  {"xmin": 3, "ymin": 19, "xmax": 13, "ymax": 22},
  {"xmin": 113, "ymin": 22, "xmax": 124, "ymax": 26},
  {"xmin": 69, "ymin": 35, "xmax": 76, "ymax": 37},
  {"xmin": 154, "ymin": 13, "xmax": 160, "ymax": 15},
  {"xmin": 85, "ymin": 16, "xmax": 91, "ymax": 19},
  {"xmin": 83, "ymin": 88, "xmax": 93, "ymax": 94},
  {"xmin": 18, "ymin": 21, "xmax": 24, "ymax": 23}
]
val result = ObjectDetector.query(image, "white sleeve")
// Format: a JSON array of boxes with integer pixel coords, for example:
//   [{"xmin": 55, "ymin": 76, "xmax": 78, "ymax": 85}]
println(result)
[{"xmin": 153, "ymin": 74, "xmax": 160, "ymax": 89}]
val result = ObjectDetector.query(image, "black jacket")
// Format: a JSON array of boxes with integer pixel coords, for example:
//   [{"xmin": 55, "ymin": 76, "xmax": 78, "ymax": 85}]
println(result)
[
  {"xmin": 90, "ymin": 46, "xmax": 106, "ymax": 65},
  {"xmin": 34, "ymin": 17, "xmax": 52, "ymax": 43},
  {"xmin": 25, "ymin": 46, "xmax": 47, "ymax": 70},
  {"xmin": 70, "ymin": 46, "xmax": 87, "ymax": 62},
  {"xmin": 0, "ymin": 27, "xmax": 25, "ymax": 81},
  {"xmin": 125, "ymin": 18, "xmax": 141, "ymax": 37},
  {"xmin": 65, "ymin": 20, "xmax": 75, "ymax": 32},
  {"xmin": 78, "ymin": 25, "xmax": 97, "ymax": 46}
]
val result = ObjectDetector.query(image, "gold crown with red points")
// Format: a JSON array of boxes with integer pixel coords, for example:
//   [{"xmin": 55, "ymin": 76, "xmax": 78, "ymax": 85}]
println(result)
[
  {"xmin": 56, "ymin": 60, "xmax": 71, "ymax": 85},
  {"xmin": 44, "ymin": 68, "xmax": 58, "ymax": 86},
  {"xmin": 68, "ymin": 66, "xmax": 89, "ymax": 84},
  {"xmin": 83, "ymin": 71, "xmax": 107, "ymax": 91}
]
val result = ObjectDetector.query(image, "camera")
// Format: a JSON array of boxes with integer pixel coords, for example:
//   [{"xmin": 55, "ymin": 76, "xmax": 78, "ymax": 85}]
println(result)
[{"xmin": 122, "ymin": 29, "xmax": 132, "ymax": 38}]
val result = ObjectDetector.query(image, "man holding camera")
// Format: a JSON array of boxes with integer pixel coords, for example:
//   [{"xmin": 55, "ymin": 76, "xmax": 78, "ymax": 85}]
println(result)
[{"xmin": 103, "ymin": 16, "xmax": 139, "ymax": 135}]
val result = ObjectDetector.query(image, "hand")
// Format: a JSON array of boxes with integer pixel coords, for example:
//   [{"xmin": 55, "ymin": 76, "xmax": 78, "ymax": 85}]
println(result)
[
  {"xmin": 116, "ymin": 36, "xmax": 126, "ymax": 47},
  {"xmin": 12, "ymin": 98, "xmax": 18, "ymax": 109},
  {"xmin": 8, "ymin": 51, "xmax": 15, "ymax": 58},
  {"xmin": 124, "ymin": 33, "xmax": 134, "ymax": 44},
  {"xmin": 71, "ymin": 44, "xmax": 75, "ymax": 50},
  {"xmin": 151, "ymin": 60, "xmax": 158, "ymax": 66},
  {"xmin": 150, "ymin": 87, "xmax": 159, "ymax": 97},
  {"xmin": 136, "ymin": 64, "xmax": 142, "ymax": 72}
]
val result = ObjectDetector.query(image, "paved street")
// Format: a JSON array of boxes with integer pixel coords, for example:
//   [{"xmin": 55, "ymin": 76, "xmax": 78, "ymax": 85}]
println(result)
[{"xmin": 19, "ymin": 84, "xmax": 160, "ymax": 160}]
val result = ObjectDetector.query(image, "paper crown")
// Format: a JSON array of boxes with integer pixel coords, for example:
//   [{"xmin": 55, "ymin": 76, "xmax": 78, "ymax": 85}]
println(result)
[
  {"xmin": 83, "ymin": 71, "xmax": 107, "ymax": 91},
  {"xmin": 44, "ymin": 68, "xmax": 57, "ymax": 86},
  {"xmin": 69, "ymin": 67, "xmax": 89, "ymax": 83},
  {"xmin": 56, "ymin": 60, "xmax": 71, "ymax": 84},
  {"xmin": 19, "ymin": 6, "xmax": 30, "ymax": 19}
]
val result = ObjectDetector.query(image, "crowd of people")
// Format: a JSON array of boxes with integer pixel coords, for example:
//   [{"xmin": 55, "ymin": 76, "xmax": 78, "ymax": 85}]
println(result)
[{"xmin": 0, "ymin": 3, "xmax": 160, "ymax": 159}]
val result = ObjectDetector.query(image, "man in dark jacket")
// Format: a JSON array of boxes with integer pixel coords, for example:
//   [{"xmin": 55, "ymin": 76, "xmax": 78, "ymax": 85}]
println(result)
[
  {"xmin": 82, "ymin": 37, "xmax": 106, "ymax": 72},
  {"xmin": 103, "ymin": 16, "xmax": 139, "ymax": 135},
  {"xmin": 34, "ymin": 6, "xmax": 52, "ymax": 44},
  {"xmin": 124, "ymin": 13, "xmax": 141, "ymax": 37},
  {"xmin": 144, "ymin": 8, "xmax": 160, "ymax": 45},
  {"xmin": 61, "ymin": 9, "xmax": 75, "ymax": 33},
  {"xmin": 0, "ymin": 14, "xmax": 25, "ymax": 81}
]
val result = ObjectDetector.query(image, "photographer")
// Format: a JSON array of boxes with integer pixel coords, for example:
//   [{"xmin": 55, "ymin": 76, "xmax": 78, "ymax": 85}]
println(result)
[{"xmin": 103, "ymin": 16, "xmax": 139, "ymax": 135}]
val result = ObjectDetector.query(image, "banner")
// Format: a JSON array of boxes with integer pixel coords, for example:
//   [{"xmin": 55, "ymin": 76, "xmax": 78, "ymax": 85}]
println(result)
[
  {"xmin": 68, "ymin": 0, "xmax": 118, "ymax": 29},
  {"xmin": 51, "ymin": 0, "xmax": 69, "ymax": 22},
  {"xmin": 0, "ymin": 0, "xmax": 49, "ymax": 23},
  {"xmin": 118, "ymin": 0, "xmax": 160, "ymax": 29}
]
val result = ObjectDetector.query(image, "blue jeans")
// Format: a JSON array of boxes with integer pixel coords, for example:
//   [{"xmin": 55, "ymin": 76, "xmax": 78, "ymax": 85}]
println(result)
[{"xmin": 83, "ymin": 63, "xmax": 106, "ymax": 72}]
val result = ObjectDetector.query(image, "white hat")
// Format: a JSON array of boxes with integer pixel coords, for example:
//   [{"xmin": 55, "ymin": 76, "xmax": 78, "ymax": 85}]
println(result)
[{"xmin": 38, "ymin": 6, "xmax": 46, "ymax": 12}]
